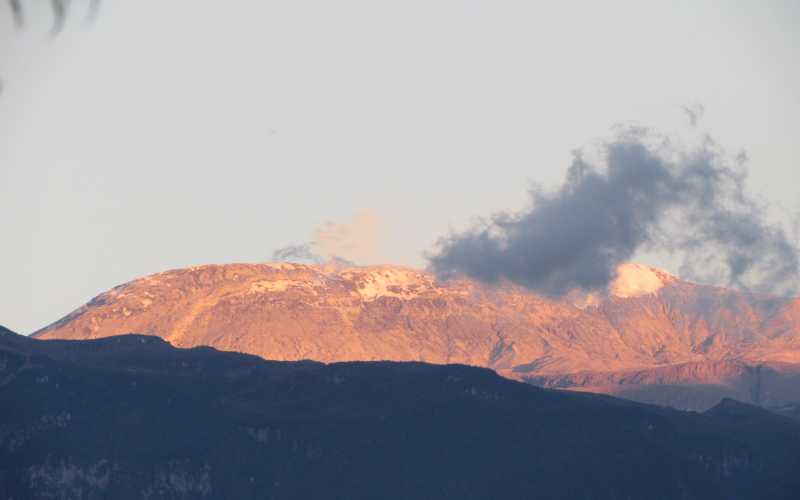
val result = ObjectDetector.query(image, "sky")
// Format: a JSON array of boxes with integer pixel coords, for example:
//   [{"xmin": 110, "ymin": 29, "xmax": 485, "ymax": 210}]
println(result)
[{"xmin": 1, "ymin": 0, "xmax": 799, "ymax": 334}]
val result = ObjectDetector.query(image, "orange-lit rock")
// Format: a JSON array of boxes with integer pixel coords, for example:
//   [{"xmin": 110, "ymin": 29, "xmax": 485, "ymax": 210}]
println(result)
[{"xmin": 34, "ymin": 262, "xmax": 800, "ymax": 409}]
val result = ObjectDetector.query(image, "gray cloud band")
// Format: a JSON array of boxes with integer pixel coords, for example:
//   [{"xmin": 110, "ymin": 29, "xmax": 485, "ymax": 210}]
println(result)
[{"xmin": 428, "ymin": 129, "xmax": 799, "ymax": 297}]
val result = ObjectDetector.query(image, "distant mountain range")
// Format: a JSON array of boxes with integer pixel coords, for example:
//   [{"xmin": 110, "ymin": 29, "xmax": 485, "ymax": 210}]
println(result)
[
  {"xmin": 33, "ymin": 262, "xmax": 800, "ymax": 412},
  {"xmin": 4, "ymin": 325, "xmax": 800, "ymax": 499}
]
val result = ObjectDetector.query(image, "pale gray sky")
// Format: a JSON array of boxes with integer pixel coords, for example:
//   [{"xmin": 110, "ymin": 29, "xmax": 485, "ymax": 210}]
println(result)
[{"xmin": 2, "ymin": 0, "xmax": 799, "ymax": 334}]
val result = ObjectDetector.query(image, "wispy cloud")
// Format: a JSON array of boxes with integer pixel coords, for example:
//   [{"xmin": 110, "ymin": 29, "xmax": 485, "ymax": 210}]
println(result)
[{"xmin": 273, "ymin": 210, "xmax": 385, "ymax": 266}]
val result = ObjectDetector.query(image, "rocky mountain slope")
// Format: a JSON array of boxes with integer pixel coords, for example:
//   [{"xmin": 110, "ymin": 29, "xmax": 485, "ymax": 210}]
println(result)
[
  {"xmin": 527, "ymin": 360, "xmax": 800, "ymax": 413},
  {"xmin": 33, "ymin": 262, "xmax": 800, "ymax": 410},
  {"xmin": 4, "ymin": 326, "xmax": 800, "ymax": 499}
]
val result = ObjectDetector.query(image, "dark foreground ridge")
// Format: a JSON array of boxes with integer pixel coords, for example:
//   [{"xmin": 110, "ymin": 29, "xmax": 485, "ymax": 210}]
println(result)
[{"xmin": 2, "ymin": 326, "xmax": 800, "ymax": 499}]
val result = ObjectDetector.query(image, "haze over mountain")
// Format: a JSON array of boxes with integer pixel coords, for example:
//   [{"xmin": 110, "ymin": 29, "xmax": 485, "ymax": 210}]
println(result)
[
  {"xmin": 33, "ymin": 262, "xmax": 800, "ymax": 412},
  {"xmin": 4, "ymin": 325, "xmax": 800, "ymax": 499}
]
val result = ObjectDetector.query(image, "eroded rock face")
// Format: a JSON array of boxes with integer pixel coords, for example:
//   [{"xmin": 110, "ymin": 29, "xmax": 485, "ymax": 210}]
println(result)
[{"xmin": 32, "ymin": 263, "xmax": 800, "ymax": 409}]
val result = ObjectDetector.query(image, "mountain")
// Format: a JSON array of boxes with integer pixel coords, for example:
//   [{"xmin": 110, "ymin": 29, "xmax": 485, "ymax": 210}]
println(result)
[
  {"xmin": 771, "ymin": 401, "xmax": 800, "ymax": 420},
  {"xmin": 4, "ymin": 326, "xmax": 800, "ymax": 499},
  {"xmin": 526, "ymin": 360, "xmax": 800, "ymax": 413},
  {"xmin": 33, "ymin": 262, "xmax": 800, "ymax": 411}
]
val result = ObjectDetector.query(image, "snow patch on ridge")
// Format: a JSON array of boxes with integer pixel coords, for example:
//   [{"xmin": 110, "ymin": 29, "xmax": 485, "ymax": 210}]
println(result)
[
  {"xmin": 569, "ymin": 263, "xmax": 675, "ymax": 307},
  {"xmin": 342, "ymin": 267, "xmax": 435, "ymax": 301},
  {"xmin": 610, "ymin": 263, "xmax": 672, "ymax": 298},
  {"xmin": 263, "ymin": 262, "xmax": 302, "ymax": 271},
  {"xmin": 249, "ymin": 280, "xmax": 293, "ymax": 293}
]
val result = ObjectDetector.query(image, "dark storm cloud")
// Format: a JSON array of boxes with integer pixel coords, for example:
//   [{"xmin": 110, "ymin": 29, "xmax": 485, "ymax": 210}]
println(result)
[{"xmin": 428, "ymin": 129, "xmax": 799, "ymax": 297}]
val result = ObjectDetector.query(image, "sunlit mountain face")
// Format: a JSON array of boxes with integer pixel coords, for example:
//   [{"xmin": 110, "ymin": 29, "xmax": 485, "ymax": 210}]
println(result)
[{"xmin": 33, "ymin": 262, "xmax": 800, "ymax": 412}]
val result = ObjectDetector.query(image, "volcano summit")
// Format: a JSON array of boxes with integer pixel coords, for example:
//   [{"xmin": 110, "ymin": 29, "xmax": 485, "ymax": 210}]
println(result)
[{"xmin": 34, "ymin": 262, "xmax": 800, "ymax": 412}]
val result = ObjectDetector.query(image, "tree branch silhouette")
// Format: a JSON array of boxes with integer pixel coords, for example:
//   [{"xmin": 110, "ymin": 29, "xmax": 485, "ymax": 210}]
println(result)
[{"xmin": 8, "ymin": 0, "xmax": 100, "ymax": 36}]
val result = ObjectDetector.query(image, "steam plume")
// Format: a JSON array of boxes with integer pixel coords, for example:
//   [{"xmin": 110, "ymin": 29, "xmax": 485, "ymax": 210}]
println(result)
[
  {"xmin": 272, "ymin": 210, "xmax": 384, "ymax": 265},
  {"xmin": 682, "ymin": 104, "xmax": 705, "ymax": 128},
  {"xmin": 272, "ymin": 244, "xmax": 321, "ymax": 263},
  {"xmin": 429, "ymin": 128, "xmax": 799, "ymax": 297}
]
